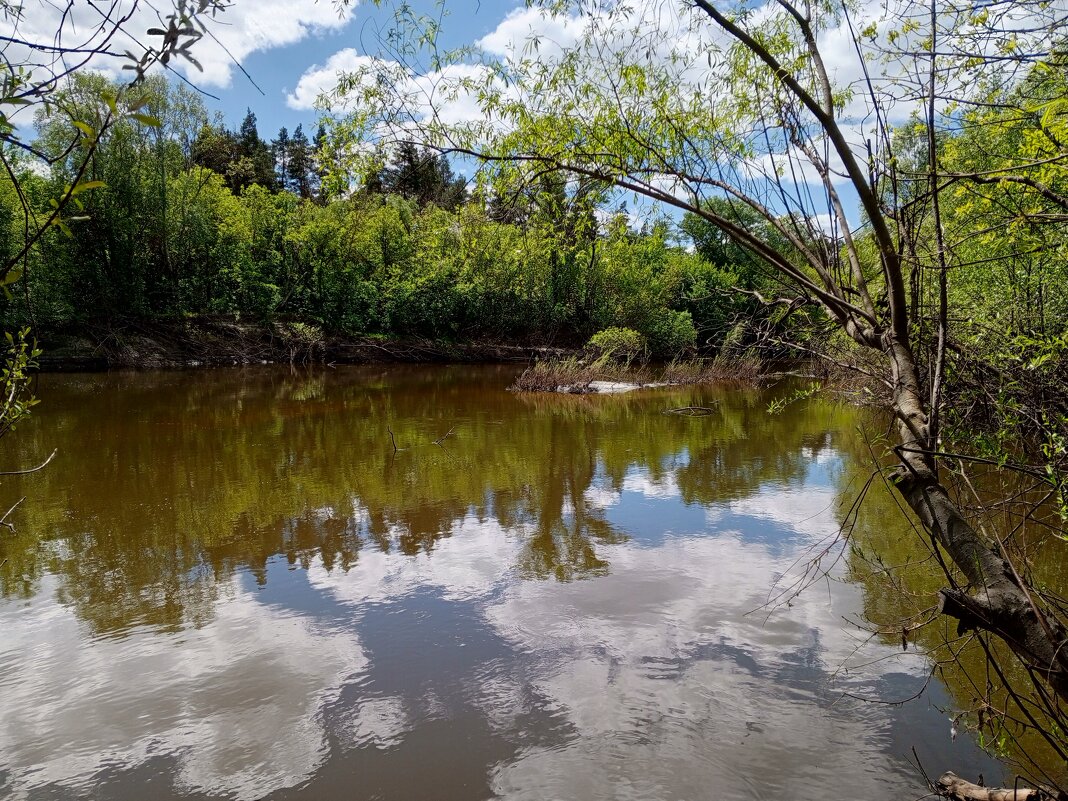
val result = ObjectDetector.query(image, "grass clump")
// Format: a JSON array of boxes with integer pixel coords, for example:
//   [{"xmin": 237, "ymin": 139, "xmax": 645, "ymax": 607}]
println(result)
[
  {"xmin": 661, "ymin": 353, "xmax": 765, "ymax": 385},
  {"xmin": 510, "ymin": 357, "xmax": 598, "ymax": 393},
  {"xmin": 511, "ymin": 351, "xmax": 765, "ymax": 394}
]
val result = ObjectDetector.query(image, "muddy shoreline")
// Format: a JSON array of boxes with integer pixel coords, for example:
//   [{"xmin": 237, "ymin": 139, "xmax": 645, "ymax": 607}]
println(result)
[{"xmin": 29, "ymin": 317, "xmax": 574, "ymax": 372}]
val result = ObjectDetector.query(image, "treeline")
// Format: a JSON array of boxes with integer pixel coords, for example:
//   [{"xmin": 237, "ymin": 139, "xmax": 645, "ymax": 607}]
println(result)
[
  {"xmin": 0, "ymin": 75, "xmax": 769, "ymax": 357},
  {"xmin": 3, "ymin": 70, "xmax": 1065, "ymax": 373}
]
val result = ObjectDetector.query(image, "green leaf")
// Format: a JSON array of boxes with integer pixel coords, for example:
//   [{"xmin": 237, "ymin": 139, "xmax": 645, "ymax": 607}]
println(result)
[
  {"xmin": 1, "ymin": 268, "xmax": 23, "ymax": 286},
  {"xmin": 72, "ymin": 120, "xmax": 96, "ymax": 138},
  {"xmin": 70, "ymin": 180, "xmax": 106, "ymax": 196},
  {"xmin": 129, "ymin": 113, "xmax": 162, "ymax": 127}
]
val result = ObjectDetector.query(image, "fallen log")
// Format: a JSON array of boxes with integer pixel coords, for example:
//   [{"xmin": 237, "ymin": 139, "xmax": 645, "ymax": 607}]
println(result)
[{"xmin": 938, "ymin": 772, "xmax": 1056, "ymax": 801}]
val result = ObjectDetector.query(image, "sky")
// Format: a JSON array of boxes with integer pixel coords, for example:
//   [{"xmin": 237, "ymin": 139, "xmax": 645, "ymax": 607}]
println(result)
[
  {"xmin": 5, "ymin": 1, "xmax": 521, "ymax": 140},
  {"xmin": 10, "ymin": 0, "xmax": 1058, "ymax": 229},
  {"xmin": 161, "ymin": 0, "xmax": 522, "ymax": 141}
]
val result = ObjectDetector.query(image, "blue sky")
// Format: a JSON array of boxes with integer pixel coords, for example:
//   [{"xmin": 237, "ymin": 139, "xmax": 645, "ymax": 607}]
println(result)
[
  {"xmin": 12, "ymin": 0, "xmax": 894, "ymax": 226},
  {"xmin": 200, "ymin": 1, "xmax": 520, "ymax": 142}
]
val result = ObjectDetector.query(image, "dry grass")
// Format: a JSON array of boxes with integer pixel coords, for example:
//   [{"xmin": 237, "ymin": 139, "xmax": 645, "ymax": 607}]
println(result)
[
  {"xmin": 511, "ymin": 354, "xmax": 766, "ymax": 393},
  {"xmin": 510, "ymin": 357, "xmax": 598, "ymax": 393},
  {"xmin": 661, "ymin": 354, "xmax": 766, "ymax": 385},
  {"xmin": 509, "ymin": 355, "xmax": 659, "ymax": 393}
]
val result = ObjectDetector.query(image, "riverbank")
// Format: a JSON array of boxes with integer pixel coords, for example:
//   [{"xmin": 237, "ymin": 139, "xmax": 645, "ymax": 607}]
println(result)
[{"xmin": 29, "ymin": 317, "xmax": 573, "ymax": 372}]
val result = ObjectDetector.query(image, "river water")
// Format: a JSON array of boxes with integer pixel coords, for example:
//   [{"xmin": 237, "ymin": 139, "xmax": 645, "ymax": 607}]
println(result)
[{"xmin": 0, "ymin": 365, "xmax": 1005, "ymax": 800}]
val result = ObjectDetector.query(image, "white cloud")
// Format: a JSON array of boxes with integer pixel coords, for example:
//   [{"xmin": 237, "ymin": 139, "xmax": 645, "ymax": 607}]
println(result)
[
  {"xmin": 307, "ymin": 513, "xmax": 528, "ymax": 606},
  {"xmin": 622, "ymin": 468, "xmax": 682, "ymax": 500},
  {"xmin": 477, "ymin": 6, "xmax": 587, "ymax": 59},
  {"xmin": 8, "ymin": 0, "xmax": 357, "ymax": 90},
  {"xmin": 287, "ymin": 47, "xmax": 381, "ymax": 110},
  {"xmin": 482, "ymin": 528, "xmax": 930, "ymax": 800}
]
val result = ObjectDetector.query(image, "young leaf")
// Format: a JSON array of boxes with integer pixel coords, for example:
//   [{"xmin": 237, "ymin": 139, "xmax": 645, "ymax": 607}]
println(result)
[
  {"xmin": 129, "ymin": 113, "xmax": 162, "ymax": 127},
  {"xmin": 70, "ymin": 180, "xmax": 106, "ymax": 196}
]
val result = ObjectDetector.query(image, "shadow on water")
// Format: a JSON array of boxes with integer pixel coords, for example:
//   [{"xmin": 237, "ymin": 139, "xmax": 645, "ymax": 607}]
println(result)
[{"xmin": 0, "ymin": 364, "xmax": 1026, "ymax": 800}]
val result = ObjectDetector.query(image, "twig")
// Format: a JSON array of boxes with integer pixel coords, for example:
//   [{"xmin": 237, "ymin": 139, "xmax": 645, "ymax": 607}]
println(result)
[
  {"xmin": 663, "ymin": 406, "xmax": 717, "ymax": 416},
  {"xmin": 433, "ymin": 427, "xmax": 455, "ymax": 445},
  {"xmin": 387, "ymin": 427, "xmax": 398, "ymax": 453},
  {"xmin": 0, "ymin": 496, "xmax": 25, "ymax": 533},
  {"xmin": 0, "ymin": 448, "xmax": 57, "ymax": 476}
]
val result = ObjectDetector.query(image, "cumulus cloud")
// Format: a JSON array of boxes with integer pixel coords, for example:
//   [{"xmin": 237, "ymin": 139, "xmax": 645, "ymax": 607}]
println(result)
[
  {"xmin": 287, "ymin": 47, "xmax": 381, "ymax": 110},
  {"xmin": 477, "ymin": 6, "xmax": 587, "ymax": 59},
  {"xmin": 289, "ymin": 46, "xmax": 501, "ymax": 134},
  {"xmin": 8, "ymin": 0, "xmax": 357, "ymax": 89},
  {"xmin": 307, "ymin": 513, "xmax": 528, "ymax": 605},
  {"xmin": 481, "ymin": 527, "xmax": 931, "ymax": 799}
]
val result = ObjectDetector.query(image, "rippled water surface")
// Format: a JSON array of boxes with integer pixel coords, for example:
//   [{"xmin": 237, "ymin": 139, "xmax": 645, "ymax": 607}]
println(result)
[{"xmin": 0, "ymin": 365, "xmax": 1003, "ymax": 800}]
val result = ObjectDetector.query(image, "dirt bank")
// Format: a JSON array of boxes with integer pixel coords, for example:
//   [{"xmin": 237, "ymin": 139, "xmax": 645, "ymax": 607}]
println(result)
[{"xmin": 31, "ymin": 317, "xmax": 573, "ymax": 372}]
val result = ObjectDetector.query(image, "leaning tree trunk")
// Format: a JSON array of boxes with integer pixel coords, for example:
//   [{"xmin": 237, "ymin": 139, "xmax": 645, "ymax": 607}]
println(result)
[{"xmin": 885, "ymin": 338, "xmax": 1068, "ymax": 702}]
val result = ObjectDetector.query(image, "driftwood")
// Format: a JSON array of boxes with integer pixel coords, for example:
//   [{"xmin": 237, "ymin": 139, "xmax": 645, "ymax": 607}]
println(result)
[{"xmin": 938, "ymin": 772, "xmax": 1055, "ymax": 800}]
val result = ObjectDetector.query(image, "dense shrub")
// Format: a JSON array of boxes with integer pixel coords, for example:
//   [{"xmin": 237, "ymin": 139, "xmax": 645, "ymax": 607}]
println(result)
[
  {"xmin": 587, "ymin": 327, "xmax": 647, "ymax": 362},
  {"xmin": 644, "ymin": 309, "xmax": 697, "ymax": 358},
  {"xmin": 0, "ymin": 76, "xmax": 748, "ymax": 352}
]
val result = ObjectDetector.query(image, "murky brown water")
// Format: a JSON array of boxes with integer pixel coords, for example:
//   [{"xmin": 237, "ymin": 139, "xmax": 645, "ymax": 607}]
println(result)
[{"xmin": 0, "ymin": 365, "xmax": 1007, "ymax": 800}]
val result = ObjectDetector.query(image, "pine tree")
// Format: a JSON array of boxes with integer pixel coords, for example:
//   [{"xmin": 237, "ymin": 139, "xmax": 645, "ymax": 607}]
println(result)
[
  {"xmin": 380, "ymin": 143, "xmax": 466, "ymax": 210},
  {"xmin": 287, "ymin": 124, "xmax": 313, "ymax": 199},
  {"xmin": 274, "ymin": 127, "xmax": 290, "ymax": 191},
  {"xmin": 312, "ymin": 123, "xmax": 328, "ymax": 204},
  {"xmin": 237, "ymin": 109, "xmax": 276, "ymax": 191}
]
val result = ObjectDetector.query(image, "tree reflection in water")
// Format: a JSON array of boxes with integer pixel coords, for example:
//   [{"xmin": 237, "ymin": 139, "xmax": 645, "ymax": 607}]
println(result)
[{"xmin": 0, "ymin": 365, "xmax": 1032, "ymax": 800}]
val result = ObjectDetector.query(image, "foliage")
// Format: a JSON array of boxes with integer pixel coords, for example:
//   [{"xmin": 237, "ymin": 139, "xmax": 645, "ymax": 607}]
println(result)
[
  {"xmin": 0, "ymin": 328, "xmax": 39, "ymax": 441},
  {"xmin": 328, "ymin": 0, "xmax": 1068, "ymax": 786},
  {"xmin": 586, "ymin": 327, "xmax": 647, "ymax": 362},
  {"xmin": 0, "ymin": 76, "xmax": 749, "ymax": 357}
]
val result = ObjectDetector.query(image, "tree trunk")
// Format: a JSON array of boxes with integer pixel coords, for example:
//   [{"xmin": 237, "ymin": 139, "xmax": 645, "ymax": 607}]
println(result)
[{"xmin": 885, "ymin": 339, "xmax": 1068, "ymax": 703}]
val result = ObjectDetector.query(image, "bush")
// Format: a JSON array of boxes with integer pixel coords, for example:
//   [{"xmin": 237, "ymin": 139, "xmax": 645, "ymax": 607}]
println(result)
[
  {"xmin": 587, "ymin": 327, "xmax": 647, "ymax": 362},
  {"xmin": 644, "ymin": 310, "xmax": 697, "ymax": 358}
]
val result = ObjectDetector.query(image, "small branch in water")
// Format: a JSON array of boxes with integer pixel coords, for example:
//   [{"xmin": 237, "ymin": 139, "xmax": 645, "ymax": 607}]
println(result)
[
  {"xmin": 0, "ymin": 448, "xmax": 57, "ymax": 476},
  {"xmin": 663, "ymin": 406, "xmax": 717, "ymax": 416},
  {"xmin": 0, "ymin": 496, "xmax": 25, "ymax": 533},
  {"xmin": 387, "ymin": 427, "xmax": 398, "ymax": 453},
  {"xmin": 433, "ymin": 427, "xmax": 455, "ymax": 445}
]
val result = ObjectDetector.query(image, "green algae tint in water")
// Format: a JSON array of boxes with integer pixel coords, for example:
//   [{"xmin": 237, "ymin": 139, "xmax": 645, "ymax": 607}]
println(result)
[{"xmin": 0, "ymin": 365, "xmax": 1004, "ymax": 800}]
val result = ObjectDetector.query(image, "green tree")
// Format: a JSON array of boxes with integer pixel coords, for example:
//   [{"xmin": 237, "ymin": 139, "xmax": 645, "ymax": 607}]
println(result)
[
  {"xmin": 377, "ymin": 142, "xmax": 467, "ymax": 210},
  {"xmin": 273, "ymin": 127, "xmax": 291, "ymax": 190},
  {"xmin": 286, "ymin": 124, "xmax": 313, "ymax": 199},
  {"xmin": 237, "ymin": 110, "xmax": 277, "ymax": 192}
]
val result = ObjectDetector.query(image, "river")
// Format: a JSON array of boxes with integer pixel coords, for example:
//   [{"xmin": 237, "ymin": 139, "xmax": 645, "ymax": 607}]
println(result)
[{"xmin": 0, "ymin": 365, "xmax": 1007, "ymax": 800}]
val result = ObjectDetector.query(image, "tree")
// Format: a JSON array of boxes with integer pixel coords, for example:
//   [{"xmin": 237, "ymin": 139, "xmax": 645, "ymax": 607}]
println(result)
[
  {"xmin": 237, "ymin": 109, "xmax": 277, "ymax": 191},
  {"xmin": 313, "ymin": 123, "xmax": 329, "ymax": 203},
  {"xmin": 0, "ymin": 0, "xmax": 233, "ymax": 493},
  {"xmin": 374, "ymin": 141, "xmax": 467, "ymax": 210},
  {"xmin": 273, "ymin": 127, "xmax": 291, "ymax": 190},
  {"xmin": 287, "ymin": 124, "xmax": 314, "ymax": 199},
  {"xmin": 1, "ymin": 0, "xmax": 231, "ymax": 285},
  {"xmin": 336, "ymin": 0, "xmax": 1068, "ymax": 791}
]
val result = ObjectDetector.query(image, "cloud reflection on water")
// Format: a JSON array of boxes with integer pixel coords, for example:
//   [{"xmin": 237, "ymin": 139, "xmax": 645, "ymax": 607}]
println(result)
[
  {"xmin": 0, "ymin": 575, "xmax": 365, "ymax": 800},
  {"xmin": 0, "ymin": 365, "xmax": 1003, "ymax": 801}
]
